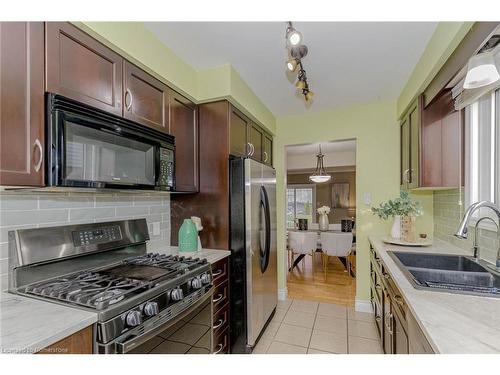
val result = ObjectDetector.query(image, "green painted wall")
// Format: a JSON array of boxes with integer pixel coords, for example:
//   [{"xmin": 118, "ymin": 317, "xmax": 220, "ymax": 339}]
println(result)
[
  {"xmin": 77, "ymin": 22, "xmax": 276, "ymax": 133},
  {"xmin": 275, "ymin": 100, "xmax": 434, "ymax": 302},
  {"xmin": 397, "ymin": 22, "xmax": 473, "ymax": 117}
]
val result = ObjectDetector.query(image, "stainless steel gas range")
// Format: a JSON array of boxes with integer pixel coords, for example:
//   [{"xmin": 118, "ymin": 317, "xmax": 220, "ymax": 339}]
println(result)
[{"xmin": 8, "ymin": 219, "xmax": 214, "ymax": 354}]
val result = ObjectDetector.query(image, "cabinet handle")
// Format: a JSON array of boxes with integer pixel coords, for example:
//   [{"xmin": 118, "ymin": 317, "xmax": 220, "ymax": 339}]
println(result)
[
  {"xmin": 125, "ymin": 89, "xmax": 133, "ymax": 111},
  {"xmin": 212, "ymin": 269, "xmax": 223, "ymax": 277},
  {"xmin": 375, "ymin": 284, "xmax": 382, "ymax": 290},
  {"xmin": 383, "ymin": 273, "xmax": 390, "ymax": 280},
  {"xmin": 375, "ymin": 315, "xmax": 382, "ymax": 322},
  {"xmin": 212, "ymin": 293, "xmax": 224, "ymax": 303},
  {"xmin": 385, "ymin": 313, "xmax": 393, "ymax": 334},
  {"xmin": 213, "ymin": 343, "xmax": 224, "ymax": 354},
  {"xmin": 33, "ymin": 139, "xmax": 43, "ymax": 172},
  {"xmin": 394, "ymin": 295, "xmax": 405, "ymax": 306},
  {"xmin": 263, "ymin": 151, "xmax": 268, "ymax": 162},
  {"xmin": 213, "ymin": 318, "xmax": 224, "ymax": 330},
  {"xmin": 249, "ymin": 143, "xmax": 255, "ymax": 156}
]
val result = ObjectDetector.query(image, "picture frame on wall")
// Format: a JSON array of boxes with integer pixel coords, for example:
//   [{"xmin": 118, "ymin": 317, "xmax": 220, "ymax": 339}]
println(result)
[{"xmin": 332, "ymin": 183, "xmax": 349, "ymax": 208}]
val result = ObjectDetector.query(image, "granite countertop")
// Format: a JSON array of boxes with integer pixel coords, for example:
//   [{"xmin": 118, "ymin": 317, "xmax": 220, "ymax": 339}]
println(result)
[
  {"xmin": 0, "ymin": 292, "xmax": 97, "ymax": 354},
  {"xmin": 153, "ymin": 246, "xmax": 231, "ymax": 264},
  {"xmin": 369, "ymin": 235, "xmax": 500, "ymax": 353}
]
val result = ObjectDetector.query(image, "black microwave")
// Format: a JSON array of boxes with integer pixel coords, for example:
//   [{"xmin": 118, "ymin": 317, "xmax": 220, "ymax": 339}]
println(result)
[{"xmin": 46, "ymin": 94, "xmax": 175, "ymax": 191}]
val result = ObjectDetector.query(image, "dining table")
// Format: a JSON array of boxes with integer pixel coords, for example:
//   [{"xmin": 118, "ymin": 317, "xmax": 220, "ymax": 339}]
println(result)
[{"xmin": 286, "ymin": 229, "xmax": 356, "ymax": 276}]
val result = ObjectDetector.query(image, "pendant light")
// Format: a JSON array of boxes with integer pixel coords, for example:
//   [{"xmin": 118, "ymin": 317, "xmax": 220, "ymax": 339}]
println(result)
[
  {"xmin": 309, "ymin": 145, "xmax": 331, "ymax": 183},
  {"xmin": 463, "ymin": 50, "xmax": 500, "ymax": 89}
]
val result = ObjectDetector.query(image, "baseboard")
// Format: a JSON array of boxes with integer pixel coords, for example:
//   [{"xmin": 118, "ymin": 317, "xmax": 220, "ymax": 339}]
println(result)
[
  {"xmin": 278, "ymin": 288, "xmax": 288, "ymax": 301},
  {"xmin": 355, "ymin": 298, "xmax": 373, "ymax": 313}
]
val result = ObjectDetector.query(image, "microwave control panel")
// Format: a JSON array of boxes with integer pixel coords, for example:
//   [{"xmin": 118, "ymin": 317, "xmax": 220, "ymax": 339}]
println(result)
[
  {"xmin": 72, "ymin": 226, "xmax": 123, "ymax": 247},
  {"xmin": 158, "ymin": 147, "xmax": 174, "ymax": 189}
]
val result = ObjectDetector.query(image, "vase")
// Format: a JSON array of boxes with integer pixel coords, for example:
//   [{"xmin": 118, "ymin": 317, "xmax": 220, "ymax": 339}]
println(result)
[
  {"xmin": 178, "ymin": 219, "xmax": 198, "ymax": 252},
  {"xmin": 390, "ymin": 215, "xmax": 401, "ymax": 239},
  {"xmin": 401, "ymin": 216, "xmax": 416, "ymax": 242},
  {"xmin": 319, "ymin": 214, "xmax": 329, "ymax": 231}
]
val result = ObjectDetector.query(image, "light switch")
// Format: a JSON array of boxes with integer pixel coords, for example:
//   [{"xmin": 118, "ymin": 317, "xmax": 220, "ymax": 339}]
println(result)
[
  {"xmin": 364, "ymin": 192, "xmax": 372, "ymax": 206},
  {"xmin": 152, "ymin": 222, "xmax": 161, "ymax": 236}
]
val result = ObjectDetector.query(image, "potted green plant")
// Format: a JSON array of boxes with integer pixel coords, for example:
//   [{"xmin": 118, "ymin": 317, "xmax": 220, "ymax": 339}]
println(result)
[{"xmin": 371, "ymin": 191, "xmax": 423, "ymax": 240}]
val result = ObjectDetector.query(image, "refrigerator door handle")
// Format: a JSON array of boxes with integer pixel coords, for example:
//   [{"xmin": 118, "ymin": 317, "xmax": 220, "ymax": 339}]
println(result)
[{"xmin": 259, "ymin": 185, "xmax": 271, "ymax": 273}]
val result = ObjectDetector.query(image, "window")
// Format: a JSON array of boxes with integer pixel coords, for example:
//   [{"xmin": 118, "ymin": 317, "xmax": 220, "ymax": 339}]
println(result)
[
  {"xmin": 286, "ymin": 185, "xmax": 316, "ymax": 228},
  {"xmin": 465, "ymin": 88, "xmax": 500, "ymax": 219}
]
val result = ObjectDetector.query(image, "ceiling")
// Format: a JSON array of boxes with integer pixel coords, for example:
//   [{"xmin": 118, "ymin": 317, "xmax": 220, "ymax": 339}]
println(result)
[
  {"xmin": 286, "ymin": 140, "xmax": 356, "ymax": 155},
  {"xmin": 145, "ymin": 22, "xmax": 437, "ymax": 116}
]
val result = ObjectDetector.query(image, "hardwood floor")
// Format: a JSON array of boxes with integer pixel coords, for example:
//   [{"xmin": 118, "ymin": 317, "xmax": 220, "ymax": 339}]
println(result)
[{"xmin": 287, "ymin": 252, "xmax": 356, "ymax": 307}]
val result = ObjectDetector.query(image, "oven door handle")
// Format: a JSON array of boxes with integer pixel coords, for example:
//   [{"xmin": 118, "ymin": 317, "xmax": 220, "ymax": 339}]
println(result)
[{"xmin": 114, "ymin": 287, "xmax": 214, "ymax": 354}]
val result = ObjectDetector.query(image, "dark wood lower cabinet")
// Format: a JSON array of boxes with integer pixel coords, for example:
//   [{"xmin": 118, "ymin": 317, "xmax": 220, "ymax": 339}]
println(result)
[
  {"xmin": 0, "ymin": 22, "xmax": 45, "ymax": 187},
  {"xmin": 37, "ymin": 326, "xmax": 93, "ymax": 354},
  {"xmin": 370, "ymin": 246, "xmax": 432, "ymax": 354},
  {"xmin": 211, "ymin": 257, "xmax": 230, "ymax": 354}
]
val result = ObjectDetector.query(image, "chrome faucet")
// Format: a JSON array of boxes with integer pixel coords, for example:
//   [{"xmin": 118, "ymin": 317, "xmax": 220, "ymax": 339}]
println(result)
[{"xmin": 454, "ymin": 201, "xmax": 500, "ymax": 267}]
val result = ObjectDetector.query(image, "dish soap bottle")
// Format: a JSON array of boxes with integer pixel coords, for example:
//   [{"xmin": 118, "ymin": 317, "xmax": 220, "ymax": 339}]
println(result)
[{"xmin": 178, "ymin": 218, "xmax": 197, "ymax": 252}]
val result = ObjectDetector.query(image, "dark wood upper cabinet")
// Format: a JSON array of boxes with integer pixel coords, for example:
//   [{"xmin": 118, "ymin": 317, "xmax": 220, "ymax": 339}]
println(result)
[
  {"xmin": 400, "ymin": 96, "xmax": 422, "ymax": 190},
  {"xmin": 45, "ymin": 22, "xmax": 123, "ymax": 115},
  {"xmin": 263, "ymin": 134, "xmax": 273, "ymax": 166},
  {"xmin": 169, "ymin": 90, "xmax": 199, "ymax": 192},
  {"xmin": 0, "ymin": 22, "xmax": 45, "ymax": 187},
  {"xmin": 123, "ymin": 61, "xmax": 169, "ymax": 132},
  {"xmin": 421, "ymin": 90, "xmax": 464, "ymax": 188},
  {"xmin": 249, "ymin": 123, "xmax": 263, "ymax": 162},
  {"xmin": 229, "ymin": 106, "xmax": 250, "ymax": 157}
]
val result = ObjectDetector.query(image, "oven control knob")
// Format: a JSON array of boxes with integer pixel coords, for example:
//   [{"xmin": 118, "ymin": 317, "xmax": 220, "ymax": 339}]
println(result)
[
  {"xmin": 200, "ymin": 272, "xmax": 211, "ymax": 285},
  {"xmin": 170, "ymin": 287, "xmax": 184, "ymax": 301},
  {"xmin": 126, "ymin": 310, "xmax": 142, "ymax": 327},
  {"xmin": 143, "ymin": 302, "xmax": 159, "ymax": 317},
  {"xmin": 190, "ymin": 277, "xmax": 202, "ymax": 290}
]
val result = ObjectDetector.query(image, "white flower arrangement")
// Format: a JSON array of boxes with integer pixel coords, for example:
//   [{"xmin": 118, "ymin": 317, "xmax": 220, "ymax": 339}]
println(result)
[{"xmin": 317, "ymin": 206, "xmax": 331, "ymax": 215}]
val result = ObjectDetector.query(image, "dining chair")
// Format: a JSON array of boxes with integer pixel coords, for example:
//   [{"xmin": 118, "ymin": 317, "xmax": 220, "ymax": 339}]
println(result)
[
  {"xmin": 288, "ymin": 231, "xmax": 318, "ymax": 273},
  {"xmin": 320, "ymin": 232, "xmax": 354, "ymax": 281}
]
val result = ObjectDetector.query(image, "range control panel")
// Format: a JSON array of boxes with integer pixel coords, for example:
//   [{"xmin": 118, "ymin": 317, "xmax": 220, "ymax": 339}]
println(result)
[{"xmin": 72, "ymin": 225, "xmax": 122, "ymax": 247}]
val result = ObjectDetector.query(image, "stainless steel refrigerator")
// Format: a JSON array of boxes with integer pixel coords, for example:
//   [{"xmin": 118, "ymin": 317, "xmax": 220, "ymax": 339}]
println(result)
[{"xmin": 229, "ymin": 157, "xmax": 277, "ymax": 353}]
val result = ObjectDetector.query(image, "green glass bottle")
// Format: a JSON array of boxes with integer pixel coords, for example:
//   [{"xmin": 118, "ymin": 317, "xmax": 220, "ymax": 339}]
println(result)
[{"xmin": 178, "ymin": 218, "xmax": 198, "ymax": 252}]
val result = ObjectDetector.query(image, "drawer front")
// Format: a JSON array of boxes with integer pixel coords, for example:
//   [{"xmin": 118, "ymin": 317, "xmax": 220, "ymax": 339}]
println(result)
[
  {"xmin": 213, "ymin": 327, "xmax": 229, "ymax": 354},
  {"xmin": 212, "ymin": 281, "xmax": 229, "ymax": 313},
  {"xmin": 212, "ymin": 258, "xmax": 229, "ymax": 286},
  {"xmin": 213, "ymin": 303, "xmax": 229, "ymax": 336}
]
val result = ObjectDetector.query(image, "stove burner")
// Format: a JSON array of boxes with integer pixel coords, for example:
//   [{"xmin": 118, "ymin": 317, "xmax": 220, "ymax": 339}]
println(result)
[
  {"xmin": 20, "ymin": 253, "xmax": 208, "ymax": 311},
  {"xmin": 92, "ymin": 289, "xmax": 125, "ymax": 306}
]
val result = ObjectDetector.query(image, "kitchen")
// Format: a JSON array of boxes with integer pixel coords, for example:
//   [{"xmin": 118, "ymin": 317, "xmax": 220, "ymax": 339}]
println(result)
[{"xmin": 1, "ymin": 0, "xmax": 500, "ymax": 372}]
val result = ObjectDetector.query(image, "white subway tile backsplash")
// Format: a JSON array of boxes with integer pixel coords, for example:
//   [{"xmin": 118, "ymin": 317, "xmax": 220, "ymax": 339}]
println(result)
[
  {"xmin": 0, "ymin": 195, "xmax": 38, "ymax": 210},
  {"xmin": 116, "ymin": 206, "xmax": 149, "ymax": 217},
  {"xmin": 1, "ymin": 209, "xmax": 69, "ymax": 226},
  {"xmin": 0, "ymin": 191, "xmax": 171, "ymax": 285},
  {"xmin": 39, "ymin": 195, "xmax": 94, "ymax": 209}
]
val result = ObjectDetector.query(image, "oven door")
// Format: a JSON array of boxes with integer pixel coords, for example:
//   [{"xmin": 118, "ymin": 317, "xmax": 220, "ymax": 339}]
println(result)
[{"xmin": 110, "ymin": 289, "xmax": 214, "ymax": 354}]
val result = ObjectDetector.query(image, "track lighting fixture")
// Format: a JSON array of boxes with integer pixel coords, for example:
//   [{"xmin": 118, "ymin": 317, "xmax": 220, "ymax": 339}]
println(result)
[{"xmin": 284, "ymin": 22, "xmax": 313, "ymax": 102}]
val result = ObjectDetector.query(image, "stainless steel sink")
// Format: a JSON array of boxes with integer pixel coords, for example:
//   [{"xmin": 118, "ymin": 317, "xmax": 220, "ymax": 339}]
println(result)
[{"xmin": 388, "ymin": 251, "xmax": 500, "ymax": 297}]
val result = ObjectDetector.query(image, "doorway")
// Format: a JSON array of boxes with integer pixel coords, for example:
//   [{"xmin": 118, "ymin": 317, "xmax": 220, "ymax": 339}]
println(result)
[{"xmin": 285, "ymin": 140, "xmax": 357, "ymax": 307}]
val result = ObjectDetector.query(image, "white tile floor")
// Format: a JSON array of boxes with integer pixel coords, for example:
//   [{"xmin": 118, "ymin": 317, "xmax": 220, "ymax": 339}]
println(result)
[{"xmin": 253, "ymin": 298, "xmax": 383, "ymax": 354}]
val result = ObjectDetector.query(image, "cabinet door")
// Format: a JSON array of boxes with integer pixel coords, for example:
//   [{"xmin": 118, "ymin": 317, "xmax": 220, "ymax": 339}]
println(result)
[
  {"xmin": 408, "ymin": 97, "xmax": 422, "ymax": 189},
  {"xmin": 38, "ymin": 326, "xmax": 93, "ymax": 354},
  {"xmin": 46, "ymin": 22, "xmax": 123, "ymax": 115},
  {"xmin": 383, "ymin": 288, "xmax": 394, "ymax": 354},
  {"xmin": 263, "ymin": 134, "xmax": 273, "ymax": 166},
  {"xmin": 229, "ymin": 107, "xmax": 250, "ymax": 157},
  {"xmin": 249, "ymin": 124, "xmax": 263, "ymax": 162},
  {"xmin": 123, "ymin": 61, "xmax": 169, "ymax": 132},
  {"xmin": 400, "ymin": 117, "xmax": 410, "ymax": 189},
  {"xmin": 394, "ymin": 313, "xmax": 409, "ymax": 354},
  {"xmin": 0, "ymin": 22, "xmax": 45, "ymax": 187},
  {"xmin": 169, "ymin": 90, "xmax": 198, "ymax": 192},
  {"xmin": 441, "ymin": 111, "xmax": 462, "ymax": 187}
]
